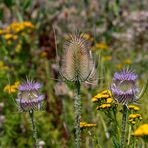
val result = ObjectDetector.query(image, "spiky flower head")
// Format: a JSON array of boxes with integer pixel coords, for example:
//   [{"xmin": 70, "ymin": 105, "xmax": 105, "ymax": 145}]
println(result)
[
  {"xmin": 16, "ymin": 79, "xmax": 44, "ymax": 112},
  {"xmin": 60, "ymin": 33, "xmax": 96, "ymax": 83},
  {"xmin": 110, "ymin": 68, "xmax": 139, "ymax": 105}
]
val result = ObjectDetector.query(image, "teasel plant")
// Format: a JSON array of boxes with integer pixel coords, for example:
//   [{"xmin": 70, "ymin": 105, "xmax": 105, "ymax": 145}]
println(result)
[
  {"xmin": 110, "ymin": 67, "xmax": 148, "ymax": 148},
  {"xmin": 15, "ymin": 79, "xmax": 45, "ymax": 148},
  {"xmin": 60, "ymin": 33, "xmax": 96, "ymax": 148}
]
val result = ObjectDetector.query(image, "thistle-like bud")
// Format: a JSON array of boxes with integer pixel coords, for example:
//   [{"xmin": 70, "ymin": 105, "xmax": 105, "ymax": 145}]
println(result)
[
  {"xmin": 60, "ymin": 34, "xmax": 96, "ymax": 83},
  {"xmin": 16, "ymin": 79, "xmax": 44, "ymax": 112},
  {"xmin": 110, "ymin": 68, "xmax": 139, "ymax": 105}
]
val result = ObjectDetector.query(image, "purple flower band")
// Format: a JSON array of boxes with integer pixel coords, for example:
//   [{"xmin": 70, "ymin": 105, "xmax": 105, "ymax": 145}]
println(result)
[
  {"xmin": 113, "ymin": 70, "xmax": 137, "ymax": 82},
  {"xmin": 18, "ymin": 81, "xmax": 42, "ymax": 91}
]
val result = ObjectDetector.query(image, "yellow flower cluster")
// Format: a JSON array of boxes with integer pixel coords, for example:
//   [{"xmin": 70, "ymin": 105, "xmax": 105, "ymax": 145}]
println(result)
[
  {"xmin": 128, "ymin": 105, "xmax": 140, "ymax": 111},
  {"xmin": 1, "ymin": 21, "xmax": 34, "ymax": 35},
  {"xmin": 128, "ymin": 114, "xmax": 142, "ymax": 124},
  {"xmin": 4, "ymin": 81, "xmax": 20, "ymax": 94},
  {"xmin": 93, "ymin": 42, "xmax": 109, "ymax": 50},
  {"xmin": 92, "ymin": 90, "xmax": 112, "ymax": 103},
  {"xmin": 0, "ymin": 21, "xmax": 35, "ymax": 48},
  {"xmin": 0, "ymin": 61, "xmax": 9, "ymax": 71},
  {"xmin": 92, "ymin": 90, "xmax": 114, "ymax": 111},
  {"xmin": 132, "ymin": 124, "xmax": 148, "ymax": 137},
  {"xmin": 96, "ymin": 103, "xmax": 111, "ymax": 110},
  {"xmin": 80, "ymin": 122, "xmax": 96, "ymax": 129}
]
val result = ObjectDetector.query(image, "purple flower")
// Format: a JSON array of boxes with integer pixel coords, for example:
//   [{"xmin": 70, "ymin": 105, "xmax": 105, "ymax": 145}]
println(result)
[
  {"xmin": 110, "ymin": 69, "xmax": 139, "ymax": 105},
  {"xmin": 16, "ymin": 80, "xmax": 44, "ymax": 112}
]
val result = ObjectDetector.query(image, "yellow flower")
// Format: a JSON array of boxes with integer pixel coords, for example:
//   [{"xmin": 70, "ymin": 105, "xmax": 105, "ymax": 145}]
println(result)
[
  {"xmin": 92, "ymin": 90, "xmax": 112, "ymax": 103},
  {"xmin": 107, "ymin": 98, "xmax": 113, "ymax": 103},
  {"xmin": 96, "ymin": 103, "xmax": 111, "ymax": 110},
  {"xmin": 128, "ymin": 105, "xmax": 140, "ymax": 111},
  {"xmin": 128, "ymin": 114, "xmax": 142, "ymax": 119},
  {"xmin": 14, "ymin": 81, "xmax": 20, "ymax": 87},
  {"xmin": 4, "ymin": 81, "xmax": 20, "ymax": 94},
  {"xmin": 80, "ymin": 122, "xmax": 96, "ymax": 128},
  {"xmin": 4, "ymin": 85, "xmax": 17, "ymax": 93},
  {"xmin": 94, "ymin": 42, "xmax": 109, "ymax": 50},
  {"xmin": 92, "ymin": 97, "xmax": 98, "ymax": 102},
  {"xmin": 4, "ymin": 34, "xmax": 13, "ymax": 40},
  {"xmin": 132, "ymin": 124, "xmax": 148, "ymax": 137},
  {"xmin": 101, "ymin": 90, "xmax": 112, "ymax": 96},
  {"xmin": 128, "ymin": 114, "xmax": 142, "ymax": 124},
  {"xmin": 23, "ymin": 21, "xmax": 35, "ymax": 28}
]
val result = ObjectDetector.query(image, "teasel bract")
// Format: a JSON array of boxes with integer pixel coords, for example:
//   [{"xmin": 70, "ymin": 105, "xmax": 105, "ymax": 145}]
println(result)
[
  {"xmin": 60, "ymin": 33, "xmax": 96, "ymax": 83},
  {"xmin": 60, "ymin": 33, "xmax": 96, "ymax": 148}
]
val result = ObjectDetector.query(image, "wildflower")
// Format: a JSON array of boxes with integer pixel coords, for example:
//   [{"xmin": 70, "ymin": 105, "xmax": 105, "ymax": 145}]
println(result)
[
  {"xmin": 23, "ymin": 21, "xmax": 35, "ymax": 28},
  {"xmin": 16, "ymin": 79, "xmax": 44, "ymax": 112},
  {"xmin": 4, "ymin": 34, "xmax": 13, "ymax": 40},
  {"xmin": 110, "ymin": 68, "xmax": 139, "ymax": 105},
  {"xmin": 80, "ymin": 122, "xmax": 96, "ymax": 129},
  {"xmin": 128, "ymin": 105, "xmax": 140, "ymax": 111},
  {"xmin": 132, "ymin": 124, "xmax": 148, "ymax": 137},
  {"xmin": 128, "ymin": 114, "xmax": 142, "ymax": 120},
  {"xmin": 94, "ymin": 42, "xmax": 108, "ymax": 50},
  {"xmin": 96, "ymin": 103, "xmax": 111, "ymax": 110},
  {"xmin": 4, "ymin": 81, "xmax": 20, "ymax": 94},
  {"xmin": 92, "ymin": 90, "xmax": 112, "ymax": 103},
  {"xmin": 60, "ymin": 33, "xmax": 96, "ymax": 83},
  {"xmin": 128, "ymin": 113, "xmax": 142, "ymax": 124},
  {"xmin": 107, "ymin": 98, "xmax": 113, "ymax": 103}
]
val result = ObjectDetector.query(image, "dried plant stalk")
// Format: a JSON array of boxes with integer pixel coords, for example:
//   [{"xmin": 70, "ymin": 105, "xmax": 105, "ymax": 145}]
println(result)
[{"xmin": 60, "ymin": 33, "xmax": 96, "ymax": 148}]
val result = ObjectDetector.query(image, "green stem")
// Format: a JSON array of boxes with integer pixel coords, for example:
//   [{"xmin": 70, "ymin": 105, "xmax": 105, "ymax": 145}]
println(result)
[
  {"xmin": 120, "ymin": 105, "xmax": 128, "ymax": 148},
  {"xmin": 74, "ymin": 81, "xmax": 81, "ymax": 148},
  {"xmin": 29, "ymin": 110, "xmax": 37, "ymax": 148}
]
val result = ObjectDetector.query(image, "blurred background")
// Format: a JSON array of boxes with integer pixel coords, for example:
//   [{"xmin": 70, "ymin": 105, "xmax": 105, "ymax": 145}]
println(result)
[{"xmin": 0, "ymin": 0, "xmax": 147, "ymax": 147}]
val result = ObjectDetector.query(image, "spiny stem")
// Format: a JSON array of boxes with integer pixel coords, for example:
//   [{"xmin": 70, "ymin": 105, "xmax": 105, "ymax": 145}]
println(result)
[
  {"xmin": 74, "ymin": 81, "xmax": 81, "ymax": 148},
  {"xmin": 29, "ymin": 110, "xmax": 37, "ymax": 148},
  {"xmin": 120, "ymin": 105, "xmax": 128, "ymax": 148}
]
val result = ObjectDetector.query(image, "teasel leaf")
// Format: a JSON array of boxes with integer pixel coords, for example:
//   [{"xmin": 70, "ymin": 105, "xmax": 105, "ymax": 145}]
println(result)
[{"xmin": 60, "ymin": 33, "xmax": 96, "ymax": 83}]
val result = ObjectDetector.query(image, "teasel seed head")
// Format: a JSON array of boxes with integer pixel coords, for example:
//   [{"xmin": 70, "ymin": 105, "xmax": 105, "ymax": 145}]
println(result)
[{"xmin": 60, "ymin": 33, "xmax": 96, "ymax": 83}]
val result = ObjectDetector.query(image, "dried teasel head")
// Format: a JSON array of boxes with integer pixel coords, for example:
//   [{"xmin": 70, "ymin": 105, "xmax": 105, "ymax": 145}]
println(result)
[{"xmin": 60, "ymin": 33, "xmax": 96, "ymax": 83}]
